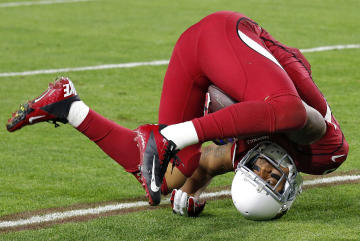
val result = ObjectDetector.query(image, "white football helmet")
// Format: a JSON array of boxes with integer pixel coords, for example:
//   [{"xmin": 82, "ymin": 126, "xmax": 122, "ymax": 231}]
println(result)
[{"xmin": 231, "ymin": 141, "xmax": 303, "ymax": 220}]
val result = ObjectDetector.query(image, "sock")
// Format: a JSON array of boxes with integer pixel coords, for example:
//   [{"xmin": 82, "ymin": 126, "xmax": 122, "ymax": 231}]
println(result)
[
  {"xmin": 160, "ymin": 121, "xmax": 199, "ymax": 149},
  {"xmin": 67, "ymin": 101, "xmax": 90, "ymax": 127}
]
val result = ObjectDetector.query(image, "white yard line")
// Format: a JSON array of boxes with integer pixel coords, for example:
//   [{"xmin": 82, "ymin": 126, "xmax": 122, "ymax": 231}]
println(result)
[
  {"xmin": 0, "ymin": 60, "xmax": 170, "ymax": 77},
  {"xmin": 302, "ymin": 175, "xmax": 360, "ymax": 185},
  {"xmin": 0, "ymin": 201, "xmax": 149, "ymax": 228},
  {"xmin": 0, "ymin": 44, "xmax": 359, "ymax": 78},
  {"xmin": 0, "ymin": 174, "xmax": 359, "ymax": 229},
  {"xmin": 300, "ymin": 44, "xmax": 360, "ymax": 53},
  {"xmin": 0, "ymin": 0, "xmax": 90, "ymax": 8}
]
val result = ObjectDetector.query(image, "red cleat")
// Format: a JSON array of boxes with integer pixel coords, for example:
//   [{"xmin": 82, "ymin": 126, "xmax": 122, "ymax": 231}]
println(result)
[
  {"xmin": 6, "ymin": 77, "xmax": 80, "ymax": 132},
  {"xmin": 134, "ymin": 124, "xmax": 180, "ymax": 206}
]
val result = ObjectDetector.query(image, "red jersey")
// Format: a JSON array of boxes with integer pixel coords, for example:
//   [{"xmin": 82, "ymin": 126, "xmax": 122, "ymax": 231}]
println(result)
[
  {"xmin": 232, "ymin": 21, "xmax": 349, "ymax": 175},
  {"xmin": 232, "ymin": 121, "xmax": 348, "ymax": 175},
  {"xmin": 159, "ymin": 11, "xmax": 348, "ymax": 177}
]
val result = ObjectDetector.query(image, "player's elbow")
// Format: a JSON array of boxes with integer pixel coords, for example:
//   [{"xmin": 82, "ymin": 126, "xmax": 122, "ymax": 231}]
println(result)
[{"xmin": 270, "ymin": 95, "xmax": 307, "ymax": 132}]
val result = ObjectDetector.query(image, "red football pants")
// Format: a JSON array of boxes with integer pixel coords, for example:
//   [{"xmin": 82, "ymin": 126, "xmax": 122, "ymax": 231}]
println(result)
[
  {"xmin": 76, "ymin": 110, "xmax": 140, "ymax": 173},
  {"xmin": 76, "ymin": 110, "xmax": 171, "ymax": 194},
  {"xmin": 158, "ymin": 11, "xmax": 306, "ymax": 175}
]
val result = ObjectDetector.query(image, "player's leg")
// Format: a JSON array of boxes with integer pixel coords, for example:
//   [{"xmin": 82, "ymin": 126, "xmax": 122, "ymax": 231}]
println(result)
[
  {"xmin": 157, "ymin": 31, "xmax": 210, "ymax": 194},
  {"xmin": 135, "ymin": 18, "xmax": 210, "ymax": 204},
  {"xmin": 75, "ymin": 109, "xmax": 140, "ymax": 174},
  {"xmin": 190, "ymin": 11, "xmax": 306, "ymax": 142},
  {"xmin": 136, "ymin": 11, "xmax": 306, "ymax": 205},
  {"xmin": 7, "ymin": 77, "xmax": 141, "ymax": 179},
  {"xmin": 159, "ymin": 11, "xmax": 306, "ymax": 146},
  {"xmin": 73, "ymin": 110, "xmax": 204, "ymax": 195}
]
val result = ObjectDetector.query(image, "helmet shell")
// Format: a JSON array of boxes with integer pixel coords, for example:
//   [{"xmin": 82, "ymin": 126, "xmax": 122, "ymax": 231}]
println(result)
[
  {"xmin": 231, "ymin": 170, "xmax": 286, "ymax": 220},
  {"xmin": 232, "ymin": 141, "xmax": 303, "ymax": 220}
]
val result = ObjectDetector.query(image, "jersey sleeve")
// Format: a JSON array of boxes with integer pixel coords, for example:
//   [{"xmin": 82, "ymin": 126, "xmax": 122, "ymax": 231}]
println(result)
[
  {"xmin": 259, "ymin": 28, "xmax": 328, "ymax": 117},
  {"xmin": 231, "ymin": 140, "xmax": 248, "ymax": 170}
]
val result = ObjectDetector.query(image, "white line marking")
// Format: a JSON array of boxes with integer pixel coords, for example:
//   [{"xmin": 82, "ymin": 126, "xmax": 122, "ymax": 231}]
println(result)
[
  {"xmin": 302, "ymin": 175, "xmax": 360, "ymax": 186},
  {"xmin": 0, "ymin": 174, "xmax": 359, "ymax": 229},
  {"xmin": 0, "ymin": 201, "xmax": 149, "ymax": 228},
  {"xmin": 301, "ymin": 44, "xmax": 360, "ymax": 53},
  {"xmin": 0, "ymin": 44, "xmax": 359, "ymax": 78},
  {"xmin": 0, "ymin": 60, "xmax": 170, "ymax": 77},
  {"xmin": 0, "ymin": 0, "xmax": 90, "ymax": 8}
]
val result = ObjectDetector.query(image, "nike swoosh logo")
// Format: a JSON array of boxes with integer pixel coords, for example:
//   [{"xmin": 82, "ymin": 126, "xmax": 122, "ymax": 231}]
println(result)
[
  {"xmin": 150, "ymin": 155, "xmax": 160, "ymax": 193},
  {"xmin": 331, "ymin": 154, "xmax": 345, "ymax": 162},
  {"xmin": 29, "ymin": 115, "xmax": 46, "ymax": 123}
]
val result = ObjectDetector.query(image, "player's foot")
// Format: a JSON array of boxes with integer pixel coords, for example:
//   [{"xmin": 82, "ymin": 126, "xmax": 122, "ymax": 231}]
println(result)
[
  {"xmin": 6, "ymin": 77, "xmax": 80, "ymax": 132},
  {"xmin": 135, "ymin": 124, "xmax": 180, "ymax": 206}
]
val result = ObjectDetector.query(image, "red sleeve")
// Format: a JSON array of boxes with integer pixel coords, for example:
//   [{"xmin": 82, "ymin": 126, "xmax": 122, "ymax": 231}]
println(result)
[
  {"xmin": 259, "ymin": 29, "xmax": 328, "ymax": 117},
  {"xmin": 231, "ymin": 140, "xmax": 247, "ymax": 170}
]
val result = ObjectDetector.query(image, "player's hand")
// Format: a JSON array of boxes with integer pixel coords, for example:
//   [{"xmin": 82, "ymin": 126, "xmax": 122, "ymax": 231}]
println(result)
[{"xmin": 170, "ymin": 189, "xmax": 206, "ymax": 217}]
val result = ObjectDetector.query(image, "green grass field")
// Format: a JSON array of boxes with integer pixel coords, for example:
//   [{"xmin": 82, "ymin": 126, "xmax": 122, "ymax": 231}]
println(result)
[{"xmin": 0, "ymin": 0, "xmax": 360, "ymax": 240}]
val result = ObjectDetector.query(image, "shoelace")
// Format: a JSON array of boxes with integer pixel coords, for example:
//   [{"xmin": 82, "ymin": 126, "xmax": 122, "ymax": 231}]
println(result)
[
  {"xmin": 47, "ymin": 119, "xmax": 68, "ymax": 128},
  {"xmin": 163, "ymin": 140, "xmax": 183, "ymax": 174},
  {"xmin": 47, "ymin": 118, "xmax": 68, "ymax": 128},
  {"xmin": 47, "ymin": 120, "xmax": 61, "ymax": 128}
]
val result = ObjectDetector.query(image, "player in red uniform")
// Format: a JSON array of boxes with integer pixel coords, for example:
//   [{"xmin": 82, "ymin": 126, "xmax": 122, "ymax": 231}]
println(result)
[
  {"xmin": 169, "ymin": 11, "xmax": 350, "ymax": 216},
  {"xmin": 135, "ymin": 10, "xmax": 336, "ymax": 205},
  {"xmin": 6, "ymin": 11, "xmax": 348, "ymax": 210},
  {"xmin": 171, "ymin": 99, "xmax": 348, "ymax": 219},
  {"xmin": 162, "ymin": 11, "xmax": 348, "ymax": 217}
]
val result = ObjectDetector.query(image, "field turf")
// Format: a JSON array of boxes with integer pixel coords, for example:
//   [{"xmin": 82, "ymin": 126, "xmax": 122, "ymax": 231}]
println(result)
[{"xmin": 0, "ymin": 0, "xmax": 359, "ymax": 240}]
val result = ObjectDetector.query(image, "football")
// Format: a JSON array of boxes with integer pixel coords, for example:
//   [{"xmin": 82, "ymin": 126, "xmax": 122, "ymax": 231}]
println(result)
[
  {"xmin": 206, "ymin": 85, "xmax": 236, "ymax": 113},
  {"xmin": 205, "ymin": 85, "xmax": 237, "ymax": 145}
]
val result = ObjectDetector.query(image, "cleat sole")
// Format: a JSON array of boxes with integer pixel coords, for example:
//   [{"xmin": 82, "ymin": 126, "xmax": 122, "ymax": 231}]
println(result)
[{"xmin": 6, "ymin": 102, "xmax": 33, "ymax": 132}]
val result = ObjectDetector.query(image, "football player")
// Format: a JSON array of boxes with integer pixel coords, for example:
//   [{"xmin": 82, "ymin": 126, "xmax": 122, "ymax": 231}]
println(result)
[
  {"xmin": 7, "ymin": 11, "xmax": 348, "ymax": 210},
  {"xmin": 6, "ymin": 77, "xmax": 348, "ymax": 220},
  {"xmin": 132, "ymin": 11, "xmax": 349, "ymax": 206},
  {"xmin": 171, "ymin": 98, "xmax": 348, "ymax": 220}
]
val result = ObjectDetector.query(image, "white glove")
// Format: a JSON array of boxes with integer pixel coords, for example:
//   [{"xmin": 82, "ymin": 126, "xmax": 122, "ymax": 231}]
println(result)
[{"xmin": 170, "ymin": 189, "xmax": 206, "ymax": 217}]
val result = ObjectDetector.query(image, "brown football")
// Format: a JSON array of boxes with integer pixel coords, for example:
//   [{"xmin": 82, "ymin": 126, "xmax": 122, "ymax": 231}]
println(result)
[{"xmin": 207, "ymin": 85, "xmax": 236, "ymax": 113}]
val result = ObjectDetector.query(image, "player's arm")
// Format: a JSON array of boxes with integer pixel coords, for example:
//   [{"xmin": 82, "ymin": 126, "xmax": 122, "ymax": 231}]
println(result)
[
  {"xmin": 260, "ymin": 28, "xmax": 328, "ymax": 117},
  {"xmin": 180, "ymin": 143, "xmax": 233, "ymax": 195},
  {"xmin": 284, "ymin": 101, "xmax": 326, "ymax": 145},
  {"xmin": 170, "ymin": 143, "xmax": 233, "ymax": 217}
]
